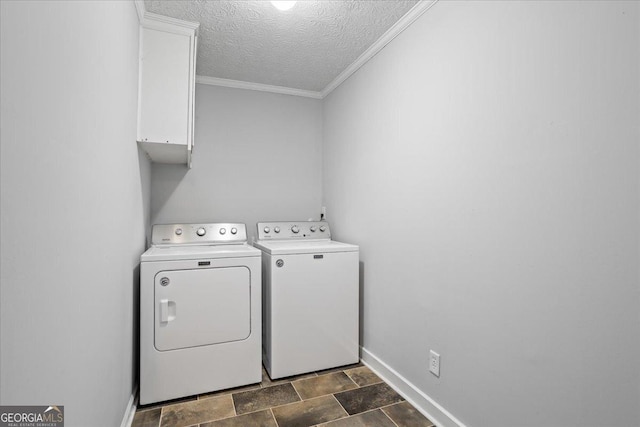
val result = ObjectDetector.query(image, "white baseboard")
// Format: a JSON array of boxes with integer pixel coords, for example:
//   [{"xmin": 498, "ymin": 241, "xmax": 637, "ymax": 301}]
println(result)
[
  {"xmin": 120, "ymin": 385, "xmax": 138, "ymax": 427},
  {"xmin": 361, "ymin": 347, "xmax": 466, "ymax": 427}
]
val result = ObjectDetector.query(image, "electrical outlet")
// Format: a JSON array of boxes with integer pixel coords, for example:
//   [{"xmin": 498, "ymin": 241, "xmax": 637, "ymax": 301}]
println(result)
[{"xmin": 429, "ymin": 350, "xmax": 440, "ymax": 377}]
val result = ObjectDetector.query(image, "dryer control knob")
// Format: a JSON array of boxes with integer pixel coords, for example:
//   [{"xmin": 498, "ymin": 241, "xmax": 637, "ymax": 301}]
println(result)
[
  {"xmin": 196, "ymin": 227, "xmax": 206, "ymax": 236},
  {"xmin": 231, "ymin": 227, "xmax": 237, "ymax": 235},
  {"xmin": 175, "ymin": 228, "xmax": 183, "ymax": 236},
  {"xmin": 264, "ymin": 227, "xmax": 270, "ymax": 233},
  {"xmin": 310, "ymin": 226, "xmax": 317, "ymax": 232},
  {"xmin": 274, "ymin": 226, "xmax": 281, "ymax": 233},
  {"xmin": 291, "ymin": 225, "xmax": 300, "ymax": 234},
  {"xmin": 319, "ymin": 225, "xmax": 327, "ymax": 232},
  {"xmin": 219, "ymin": 228, "xmax": 226, "ymax": 235}
]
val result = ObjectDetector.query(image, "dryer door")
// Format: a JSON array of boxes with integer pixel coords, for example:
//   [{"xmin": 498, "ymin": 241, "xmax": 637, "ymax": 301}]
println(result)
[{"xmin": 154, "ymin": 266, "xmax": 251, "ymax": 351}]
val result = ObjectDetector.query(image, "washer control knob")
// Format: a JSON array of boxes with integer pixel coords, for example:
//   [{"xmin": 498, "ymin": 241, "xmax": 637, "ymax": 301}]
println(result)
[
  {"xmin": 196, "ymin": 227, "xmax": 206, "ymax": 236},
  {"xmin": 264, "ymin": 227, "xmax": 270, "ymax": 233},
  {"xmin": 291, "ymin": 225, "xmax": 300, "ymax": 234},
  {"xmin": 175, "ymin": 228, "xmax": 183, "ymax": 236},
  {"xmin": 231, "ymin": 227, "xmax": 238, "ymax": 235},
  {"xmin": 319, "ymin": 225, "xmax": 327, "ymax": 232},
  {"xmin": 310, "ymin": 226, "xmax": 317, "ymax": 232},
  {"xmin": 219, "ymin": 228, "xmax": 226, "ymax": 235},
  {"xmin": 274, "ymin": 226, "xmax": 281, "ymax": 233}
]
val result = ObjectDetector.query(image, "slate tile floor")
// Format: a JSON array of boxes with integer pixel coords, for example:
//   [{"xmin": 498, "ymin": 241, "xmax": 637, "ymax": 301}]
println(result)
[{"xmin": 133, "ymin": 364, "xmax": 435, "ymax": 427}]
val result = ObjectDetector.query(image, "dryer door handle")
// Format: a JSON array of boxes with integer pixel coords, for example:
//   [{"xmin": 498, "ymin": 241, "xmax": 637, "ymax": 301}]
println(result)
[{"xmin": 159, "ymin": 299, "xmax": 177, "ymax": 323}]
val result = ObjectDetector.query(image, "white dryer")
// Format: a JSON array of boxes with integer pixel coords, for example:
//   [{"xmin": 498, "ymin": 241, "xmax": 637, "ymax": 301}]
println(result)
[
  {"xmin": 254, "ymin": 221, "xmax": 359, "ymax": 379},
  {"xmin": 140, "ymin": 223, "xmax": 261, "ymax": 405}
]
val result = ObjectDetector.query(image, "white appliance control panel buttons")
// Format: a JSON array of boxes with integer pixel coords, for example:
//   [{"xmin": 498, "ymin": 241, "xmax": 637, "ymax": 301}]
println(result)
[
  {"xmin": 256, "ymin": 221, "xmax": 331, "ymax": 240},
  {"xmin": 152, "ymin": 223, "xmax": 248, "ymax": 245}
]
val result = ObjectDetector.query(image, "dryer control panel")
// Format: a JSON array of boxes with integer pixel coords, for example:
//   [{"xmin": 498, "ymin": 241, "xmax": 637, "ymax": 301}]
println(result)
[
  {"xmin": 152, "ymin": 223, "xmax": 247, "ymax": 245},
  {"xmin": 257, "ymin": 221, "xmax": 331, "ymax": 240}
]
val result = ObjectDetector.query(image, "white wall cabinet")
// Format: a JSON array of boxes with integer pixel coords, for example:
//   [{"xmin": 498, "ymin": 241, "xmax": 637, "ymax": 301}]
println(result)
[{"xmin": 137, "ymin": 13, "xmax": 198, "ymax": 167}]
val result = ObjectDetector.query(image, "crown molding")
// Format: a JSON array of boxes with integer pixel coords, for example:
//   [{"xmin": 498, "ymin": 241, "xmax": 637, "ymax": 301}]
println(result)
[
  {"xmin": 151, "ymin": 0, "xmax": 437, "ymax": 100},
  {"xmin": 196, "ymin": 76, "xmax": 323, "ymax": 99},
  {"xmin": 134, "ymin": 1, "xmax": 200, "ymax": 35},
  {"xmin": 134, "ymin": 0, "xmax": 145, "ymax": 23},
  {"xmin": 144, "ymin": 12, "xmax": 200, "ymax": 34},
  {"xmin": 133, "ymin": 0, "xmax": 147, "ymax": 24},
  {"xmin": 320, "ymin": 0, "xmax": 438, "ymax": 98}
]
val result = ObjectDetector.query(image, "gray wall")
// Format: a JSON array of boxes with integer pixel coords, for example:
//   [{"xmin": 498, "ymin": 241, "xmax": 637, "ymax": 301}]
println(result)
[
  {"xmin": 1, "ymin": 2, "xmax": 638, "ymax": 426},
  {"xmin": 0, "ymin": 1, "xmax": 150, "ymax": 426},
  {"xmin": 151, "ymin": 84, "xmax": 323, "ymax": 241},
  {"xmin": 323, "ymin": 1, "xmax": 639, "ymax": 426}
]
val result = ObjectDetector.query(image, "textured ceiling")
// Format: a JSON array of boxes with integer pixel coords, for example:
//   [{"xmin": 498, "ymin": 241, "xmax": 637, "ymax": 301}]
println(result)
[{"xmin": 144, "ymin": 0, "xmax": 420, "ymax": 92}]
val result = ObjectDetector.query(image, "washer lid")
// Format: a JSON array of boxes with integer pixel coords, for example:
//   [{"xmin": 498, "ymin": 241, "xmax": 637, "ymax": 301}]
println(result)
[
  {"xmin": 253, "ymin": 240, "xmax": 358, "ymax": 255},
  {"xmin": 141, "ymin": 243, "xmax": 261, "ymax": 262}
]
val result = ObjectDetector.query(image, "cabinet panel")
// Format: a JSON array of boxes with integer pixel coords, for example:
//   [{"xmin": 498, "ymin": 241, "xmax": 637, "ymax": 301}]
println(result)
[
  {"xmin": 137, "ymin": 14, "xmax": 198, "ymax": 167},
  {"xmin": 139, "ymin": 28, "xmax": 190, "ymax": 146}
]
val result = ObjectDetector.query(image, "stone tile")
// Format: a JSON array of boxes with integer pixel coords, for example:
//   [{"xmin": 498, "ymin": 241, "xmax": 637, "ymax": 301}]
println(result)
[
  {"xmin": 292, "ymin": 372, "xmax": 358, "ymax": 400},
  {"xmin": 315, "ymin": 362, "xmax": 363, "ymax": 377},
  {"xmin": 318, "ymin": 409, "xmax": 396, "ymax": 427},
  {"xmin": 382, "ymin": 401, "xmax": 435, "ymax": 427},
  {"xmin": 261, "ymin": 366, "xmax": 316, "ymax": 387},
  {"xmin": 233, "ymin": 383, "xmax": 300, "ymax": 415},
  {"xmin": 200, "ymin": 409, "xmax": 277, "ymax": 427},
  {"xmin": 334, "ymin": 382, "xmax": 404, "ymax": 415},
  {"xmin": 271, "ymin": 395, "xmax": 348, "ymax": 427},
  {"xmin": 132, "ymin": 408, "xmax": 161, "ymax": 427},
  {"xmin": 344, "ymin": 366, "xmax": 382, "ymax": 387},
  {"xmin": 198, "ymin": 383, "xmax": 261, "ymax": 400},
  {"xmin": 160, "ymin": 394, "xmax": 235, "ymax": 427}
]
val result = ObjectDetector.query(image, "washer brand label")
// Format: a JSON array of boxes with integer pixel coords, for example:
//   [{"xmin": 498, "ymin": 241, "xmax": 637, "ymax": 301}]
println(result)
[
  {"xmin": 313, "ymin": 255, "xmax": 323, "ymax": 259},
  {"xmin": 1, "ymin": 406, "xmax": 64, "ymax": 427}
]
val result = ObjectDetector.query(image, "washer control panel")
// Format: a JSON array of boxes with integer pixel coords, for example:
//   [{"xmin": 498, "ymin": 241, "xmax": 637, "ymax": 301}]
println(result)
[
  {"xmin": 257, "ymin": 221, "xmax": 331, "ymax": 240},
  {"xmin": 151, "ymin": 223, "xmax": 247, "ymax": 245}
]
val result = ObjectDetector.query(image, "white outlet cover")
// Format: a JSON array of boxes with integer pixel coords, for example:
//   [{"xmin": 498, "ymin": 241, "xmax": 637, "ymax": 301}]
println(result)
[{"xmin": 429, "ymin": 350, "xmax": 440, "ymax": 377}]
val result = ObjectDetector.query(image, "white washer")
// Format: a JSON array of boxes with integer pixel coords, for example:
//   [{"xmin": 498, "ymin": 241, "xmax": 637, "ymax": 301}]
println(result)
[
  {"xmin": 254, "ymin": 221, "xmax": 359, "ymax": 379},
  {"xmin": 140, "ymin": 223, "xmax": 261, "ymax": 405}
]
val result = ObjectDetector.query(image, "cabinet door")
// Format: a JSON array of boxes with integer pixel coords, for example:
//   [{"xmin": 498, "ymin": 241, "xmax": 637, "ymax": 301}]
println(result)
[{"xmin": 139, "ymin": 27, "xmax": 191, "ymax": 146}]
